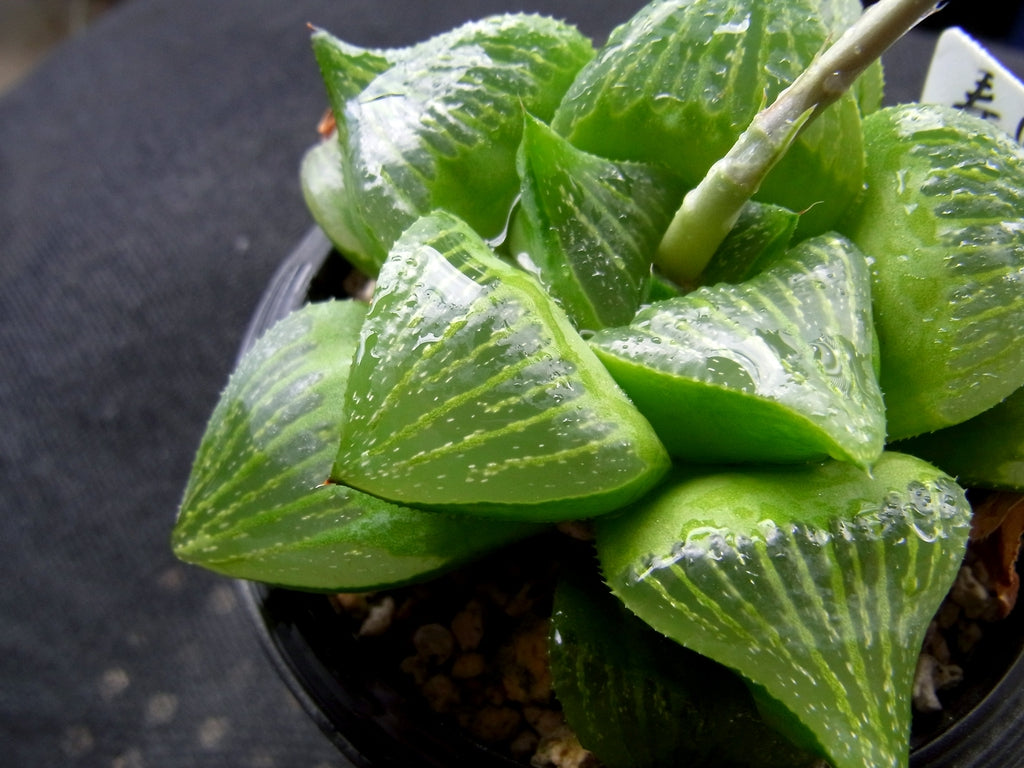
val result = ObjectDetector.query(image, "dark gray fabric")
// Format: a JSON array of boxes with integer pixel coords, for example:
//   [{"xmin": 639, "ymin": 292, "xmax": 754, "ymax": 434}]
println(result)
[{"xmin": 0, "ymin": 1, "xmax": 1020, "ymax": 767}]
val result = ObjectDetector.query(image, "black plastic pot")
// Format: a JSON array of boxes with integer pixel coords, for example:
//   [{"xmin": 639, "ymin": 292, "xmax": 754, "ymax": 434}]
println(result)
[{"xmin": 234, "ymin": 226, "xmax": 1024, "ymax": 768}]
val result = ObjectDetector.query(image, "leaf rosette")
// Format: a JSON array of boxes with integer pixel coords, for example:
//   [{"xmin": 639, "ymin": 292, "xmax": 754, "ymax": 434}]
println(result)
[{"xmin": 171, "ymin": 2, "xmax": 1009, "ymax": 766}]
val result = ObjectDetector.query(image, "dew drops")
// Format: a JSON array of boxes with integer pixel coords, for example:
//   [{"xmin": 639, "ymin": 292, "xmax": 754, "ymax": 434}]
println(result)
[{"xmin": 713, "ymin": 14, "xmax": 750, "ymax": 34}]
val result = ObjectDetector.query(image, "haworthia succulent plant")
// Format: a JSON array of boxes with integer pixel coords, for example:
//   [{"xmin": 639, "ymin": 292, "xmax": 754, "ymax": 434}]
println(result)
[
  {"xmin": 589, "ymin": 233, "xmax": 885, "ymax": 468},
  {"xmin": 172, "ymin": 301, "xmax": 541, "ymax": 590},
  {"xmin": 171, "ymin": 2, "xmax": 1023, "ymax": 765},
  {"xmin": 306, "ymin": 15, "xmax": 595, "ymax": 273},
  {"xmin": 331, "ymin": 210, "xmax": 670, "ymax": 521},
  {"xmin": 596, "ymin": 453, "xmax": 973, "ymax": 768},
  {"xmin": 550, "ymin": 0, "xmax": 865, "ymax": 236},
  {"xmin": 508, "ymin": 113, "xmax": 689, "ymax": 331},
  {"xmin": 842, "ymin": 103, "xmax": 1024, "ymax": 439}
]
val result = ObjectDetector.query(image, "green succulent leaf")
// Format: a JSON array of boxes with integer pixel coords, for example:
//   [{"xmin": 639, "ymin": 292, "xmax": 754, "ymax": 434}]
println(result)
[
  {"xmin": 508, "ymin": 113, "xmax": 689, "ymax": 331},
  {"xmin": 304, "ymin": 31, "xmax": 394, "ymax": 270},
  {"xmin": 550, "ymin": 567, "xmax": 817, "ymax": 768},
  {"xmin": 315, "ymin": 14, "xmax": 594, "ymax": 272},
  {"xmin": 550, "ymin": 0, "xmax": 864, "ymax": 236},
  {"xmin": 299, "ymin": 140, "xmax": 379, "ymax": 277},
  {"xmin": 842, "ymin": 103, "xmax": 1024, "ymax": 439},
  {"xmin": 596, "ymin": 453, "xmax": 973, "ymax": 768},
  {"xmin": 172, "ymin": 301, "xmax": 541, "ymax": 591},
  {"xmin": 895, "ymin": 385, "xmax": 1024, "ymax": 492},
  {"xmin": 310, "ymin": 30, "xmax": 393, "ymax": 146},
  {"xmin": 589, "ymin": 233, "xmax": 885, "ymax": 467},
  {"xmin": 696, "ymin": 200, "xmax": 800, "ymax": 286},
  {"xmin": 331, "ymin": 210, "xmax": 670, "ymax": 521}
]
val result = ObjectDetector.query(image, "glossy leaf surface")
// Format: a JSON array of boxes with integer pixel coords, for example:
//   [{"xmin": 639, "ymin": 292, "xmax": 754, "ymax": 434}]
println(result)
[
  {"xmin": 299, "ymin": 139, "xmax": 379, "ymax": 277},
  {"xmin": 589, "ymin": 233, "xmax": 885, "ymax": 467},
  {"xmin": 313, "ymin": 15, "xmax": 594, "ymax": 271},
  {"xmin": 550, "ymin": 0, "xmax": 864, "ymax": 236},
  {"xmin": 697, "ymin": 200, "xmax": 799, "ymax": 286},
  {"xmin": 310, "ymin": 30, "xmax": 392, "ymax": 146},
  {"xmin": 509, "ymin": 113, "xmax": 688, "ymax": 330},
  {"xmin": 597, "ymin": 453, "xmax": 973, "ymax": 768},
  {"xmin": 332, "ymin": 210, "xmax": 670, "ymax": 521},
  {"xmin": 842, "ymin": 104, "xmax": 1024, "ymax": 439},
  {"xmin": 550, "ymin": 568, "xmax": 816, "ymax": 768},
  {"xmin": 172, "ymin": 301, "xmax": 541, "ymax": 590},
  {"xmin": 896, "ymin": 385, "xmax": 1024, "ymax": 492}
]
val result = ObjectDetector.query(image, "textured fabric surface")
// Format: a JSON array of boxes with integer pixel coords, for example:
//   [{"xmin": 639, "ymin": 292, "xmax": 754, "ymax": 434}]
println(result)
[{"xmin": 0, "ymin": 2, "xmax": 1019, "ymax": 767}]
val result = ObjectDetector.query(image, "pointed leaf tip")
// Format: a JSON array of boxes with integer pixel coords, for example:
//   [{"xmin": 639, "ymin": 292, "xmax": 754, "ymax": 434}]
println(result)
[{"xmin": 173, "ymin": 300, "xmax": 540, "ymax": 591}]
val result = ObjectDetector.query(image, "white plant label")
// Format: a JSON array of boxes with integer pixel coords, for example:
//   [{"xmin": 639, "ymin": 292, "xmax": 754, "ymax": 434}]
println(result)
[{"xmin": 921, "ymin": 26, "xmax": 1024, "ymax": 144}]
